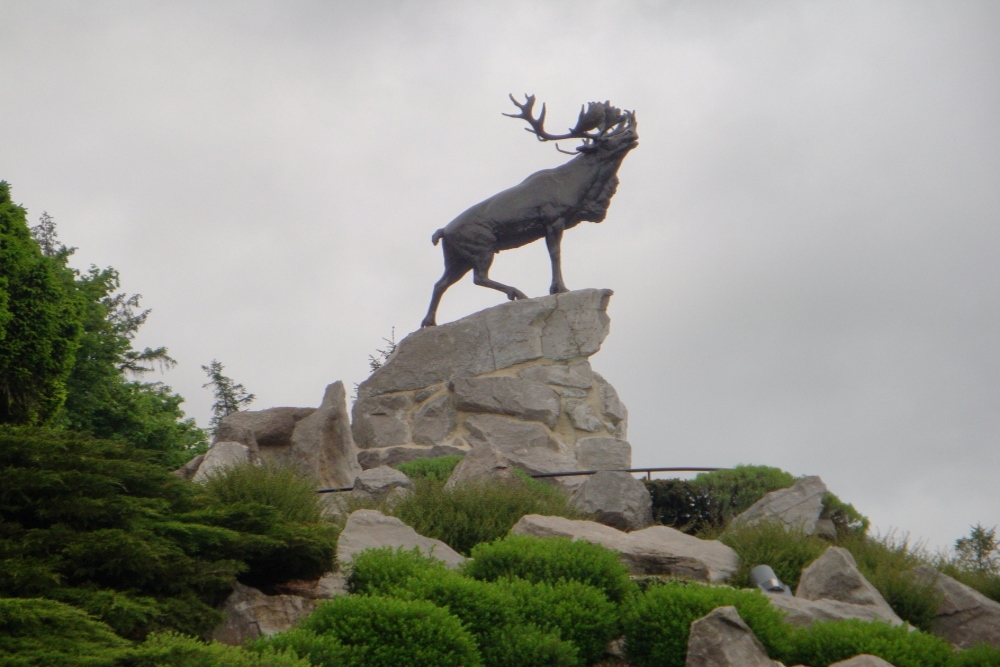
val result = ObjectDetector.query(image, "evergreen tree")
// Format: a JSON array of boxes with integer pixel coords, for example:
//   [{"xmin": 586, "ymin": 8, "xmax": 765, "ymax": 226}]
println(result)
[
  {"xmin": 0, "ymin": 181, "xmax": 85, "ymax": 424},
  {"xmin": 202, "ymin": 360, "xmax": 255, "ymax": 432}
]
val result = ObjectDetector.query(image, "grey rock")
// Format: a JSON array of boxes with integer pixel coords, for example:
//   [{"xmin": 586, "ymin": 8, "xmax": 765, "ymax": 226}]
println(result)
[
  {"xmin": 519, "ymin": 361, "xmax": 594, "ymax": 389},
  {"xmin": 357, "ymin": 443, "xmax": 468, "ymax": 470},
  {"xmin": 594, "ymin": 372, "xmax": 627, "ymax": 429},
  {"xmin": 766, "ymin": 594, "xmax": 904, "ymax": 628},
  {"xmin": 565, "ymin": 399, "xmax": 604, "ymax": 432},
  {"xmin": 464, "ymin": 414, "xmax": 560, "ymax": 454},
  {"xmin": 215, "ymin": 407, "xmax": 315, "ymax": 450},
  {"xmin": 283, "ymin": 382, "xmax": 362, "ymax": 489},
  {"xmin": 686, "ymin": 606, "xmax": 781, "ymax": 667},
  {"xmin": 830, "ymin": 656, "xmax": 896, "ymax": 667},
  {"xmin": 797, "ymin": 547, "xmax": 900, "ymax": 625},
  {"xmin": 911, "ymin": 565, "xmax": 1000, "ymax": 649},
  {"xmin": 211, "ymin": 582, "xmax": 319, "ymax": 646},
  {"xmin": 511, "ymin": 514, "xmax": 738, "ymax": 582},
  {"xmin": 357, "ymin": 289, "xmax": 612, "ymax": 398},
  {"xmin": 337, "ymin": 510, "xmax": 465, "ymax": 569},
  {"xmin": 351, "ymin": 393, "xmax": 413, "ymax": 449},
  {"xmin": 734, "ymin": 475, "xmax": 827, "ymax": 535},
  {"xmin": 192, "ymin": 442, "xmax": 251, "ymax": 482},
  {"xmin": 450, "ymin": 376, "xmax": 560, "ymax": 428},
  {"xmin": 411, "ymin": 393, "xmax": 457, "ymax": 445},
  {"xmin": 173, "ymin": 454, "xmax": 205, "ymax": 481},
  {"xmin": 414, "ymin": 384, "xmax": 443, "ymax": 403},
  {"xmin": 351, "ymin": 466, "xmax": 413, "ymax": 503},
  {"xmin": 575, "ymin": 437, "xmax": 631, "ymax": 470},
  {"xmin": 571, "ymin": 471, "xmax": 652, "ymax": 531},
  {"xmin": 444, "ymin": 441, "xmax": 515, "ymax": 490},
  {"xmin": 557, "ymin": 387, "xmax": 589, "ymax": 398}
]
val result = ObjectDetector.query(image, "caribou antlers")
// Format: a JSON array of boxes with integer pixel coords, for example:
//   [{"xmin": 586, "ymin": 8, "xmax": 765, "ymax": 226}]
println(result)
[{"xmin": 503, "ymin": 94, "xmax": 635, "ymax": 154}]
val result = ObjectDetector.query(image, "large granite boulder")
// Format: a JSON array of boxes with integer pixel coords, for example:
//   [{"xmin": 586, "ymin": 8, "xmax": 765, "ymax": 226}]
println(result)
[
  {"xmin": 352, "ymin": 289, "xmax": 630, "ymax": 482},
  {"xmin": 336, "ymin": 510, "xmax": 465, "ymax": 569},
  {"xmin": 181, "ymin": 382, "xmax": 362, "ymax": 489},
  {"xmin": 911, "ymin": 565, "xmax": 1000, "ymax": 648},
  {"xmin": 686, "ymin": 606, "xmax": 781, "ymax": 667},
  {"xmin": 570, "ymin": 471, "xmax": 653, "ymax": 531},
  {"xmin": 733, "ymin": 476, "xmax": 828, "ymax": 536},
  {"xmin": 511, "ymin": 514, "xmax": 738, "ymax": 582},
  {"xmin": 830, "ymin": 657, "xmax": 896, "ymax": 667},
  {"xmin": 211, "ymin": 582, "xmax": 321, "ymax": 645},
  {"xmin": 765, "ymin": 594, "xmax": 904, "ymax": 628},
  {"xmin": 350, "ymin": 466, "xmax": 413, "ymax": 504}
]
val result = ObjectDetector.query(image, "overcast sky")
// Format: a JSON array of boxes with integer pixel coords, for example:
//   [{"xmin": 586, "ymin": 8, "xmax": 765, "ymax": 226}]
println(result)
[{"xmin": 3, "ymin": 1, "xmax": 998, "ymax": 553}]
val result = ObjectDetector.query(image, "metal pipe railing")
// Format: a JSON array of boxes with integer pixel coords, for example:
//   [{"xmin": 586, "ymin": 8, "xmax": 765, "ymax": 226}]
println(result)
[{"xmin": 316, "ymin": 466, "xmax": 722, "ymax": 493}]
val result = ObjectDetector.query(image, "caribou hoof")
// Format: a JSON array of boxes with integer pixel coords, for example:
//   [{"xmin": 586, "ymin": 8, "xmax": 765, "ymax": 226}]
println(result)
[{"xmin": 421, "ymin": 317, "xmax": 436, "ymax": 328}]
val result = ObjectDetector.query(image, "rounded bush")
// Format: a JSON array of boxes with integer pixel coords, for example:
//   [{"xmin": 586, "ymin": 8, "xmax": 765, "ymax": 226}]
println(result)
[
  {"xmin": 276, "ymin": 594, "xmax": 483, "ymax": 667},
  {"xmin": 465, "ymin": 534, "xmax": 636, "ymax": 603},
  {"xmin": 480, "ymin": 624, "xmax": 581, "ymax": 667},
  {"xmin": 621, "ymin": 582, "xmax": 790, "ymax": 667},
  {"xmin": 949, "ymin": 643, "xmax": 1000, "ymax": 666},
  {"xmin": 346, "ymin": 546, "xmax": 448, "ymax": 595},
  {"xmin": 500, "ymin": 578, "xmax": 619, "ymax": 665},
  {"xmin": 786, "ymin": 619, "xmax": 955, "ymax": 667},
  {"xmin": 401, "ymin": 568, "xmax": 520, "ymax": 638},
  {"xmin": 129, "ymin": 631, "xmax": 312, "ymax": 667}
]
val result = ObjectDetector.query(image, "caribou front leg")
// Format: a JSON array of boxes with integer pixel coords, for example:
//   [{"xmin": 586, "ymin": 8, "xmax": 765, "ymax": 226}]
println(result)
[
  {"xmin": 546, "ymin": 218, "xmax": 568, "ymax": 294},
  {"xmin": 473, "ymin": 253, "xmax": 528, "ymax": 301}
]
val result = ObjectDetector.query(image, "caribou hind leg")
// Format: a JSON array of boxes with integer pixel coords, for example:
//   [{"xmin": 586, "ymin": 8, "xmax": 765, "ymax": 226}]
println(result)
[
  {"xmin": 421, "ymin": 261, "xmax": 469, "ymax": 328},
  {"xmin": 472, "ymin": 253, "xmax": 528, "ymax": 302}
]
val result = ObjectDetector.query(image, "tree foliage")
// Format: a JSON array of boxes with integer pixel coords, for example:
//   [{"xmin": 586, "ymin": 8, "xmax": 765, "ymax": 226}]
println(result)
[
  {"xmin": 0, "ymin": 181, "xmax": 85, "ymax": 425},
  {"xmin": 202, "ymin": 360, "xmax": 255, "ymax": 432}
]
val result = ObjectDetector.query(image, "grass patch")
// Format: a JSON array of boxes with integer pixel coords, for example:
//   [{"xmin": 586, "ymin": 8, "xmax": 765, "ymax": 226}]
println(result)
[
  {"xmin": 719, "ymin": 519, "xmax": 827, "ymax": 590},
  {"xmin": 394, "ymin": 456, "xmax": 463, "ymax": 482}
]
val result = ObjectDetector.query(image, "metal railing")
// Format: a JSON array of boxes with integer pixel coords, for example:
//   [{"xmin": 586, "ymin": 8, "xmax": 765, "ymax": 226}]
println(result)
[{"xmin": 316, "ymin": 466, "xmax": 722, "ymax": 493}]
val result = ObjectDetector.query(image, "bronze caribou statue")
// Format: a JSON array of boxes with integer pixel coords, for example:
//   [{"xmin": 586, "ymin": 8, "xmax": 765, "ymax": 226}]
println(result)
[{"xmin": 421, "ymin": 94, "xmax": 638, "ymax": 327}]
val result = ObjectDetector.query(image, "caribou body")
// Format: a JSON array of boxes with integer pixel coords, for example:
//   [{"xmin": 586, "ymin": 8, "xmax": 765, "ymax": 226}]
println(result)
[{"xmin": 421, "ymin": 94, "xmax": 638, "ymax": 328}]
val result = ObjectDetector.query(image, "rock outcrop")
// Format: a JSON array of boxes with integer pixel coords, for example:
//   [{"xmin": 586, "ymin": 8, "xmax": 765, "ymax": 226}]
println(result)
[
  {"xmin": 336, "ymin": 509, "xmax": 465, "ymax": 569},
  {"xmin": 350, "ymin": 466, "xmax": 414, "ymax": 504},
  {"xmin": 685, "ymin": 606, "xmax": 782, "ymax": 667},
  {"xmin": 179, "ymin": 382, "xmax": 361, "ymax": 489},
  {"xmin": 765, "ymin": 547, "xmax": 904, "ymax": 627},
  {"xmin": 352, "ymin": 289, "xmax": 631, "ymax": 482},
  {"xmin": 570, "ymin": 471, "xmax": 653, "ymax": 531},
  {"xmin": 911, "ymin": 564, "xmax": 1000, "ymax": 648},
  {"xmin": 733, "ymin": 475, "xmax": 829, "ymax": 536},
  {"xmin": 511, "ymin": 514, "xmax": 738, "ymax": 582}
]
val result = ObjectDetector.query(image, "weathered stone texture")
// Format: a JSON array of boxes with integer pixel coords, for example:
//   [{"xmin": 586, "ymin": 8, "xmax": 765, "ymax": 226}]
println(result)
[
  {"xmin": 211, "ymin": 582, "xmax": 320, "ymax": 646},
  {"xmin": 733, "ymin": 475, "xmax": 827, "ymax": 535},
  {"xmin": 911, "ymin": 564, "xmax": 1000, "ymax": 649},
  {"xmin": 337, "ymin": 510, "xmax": 465, "ymax": 569},
  {"xmin": 686, "ymin": 606, "xmax": 781, "ymax": 667},
  {"xmin": 570, "ymin": 471, "xmax": 653, "ymax": 531}
]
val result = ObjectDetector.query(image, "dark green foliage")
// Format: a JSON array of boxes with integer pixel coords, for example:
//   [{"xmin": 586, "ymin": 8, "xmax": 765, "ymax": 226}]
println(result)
[
  {"xmin": 0, "ymin": 182, "xmax": 85, "ymax": 425},
  {"xmin": 479, "ymin": 624, "xmax": 580, "ymax": 667},
  {"xmin": 621, "ymin": 582, "xmax": 791, "ymax": 667},
  {"xmin": 390, "ymin": 476, "xmax": 583, "ymax": 556},
  {"xmin": 394, "ymin": 455, "xmax": 463, "ymax": 482},
  {"xmin": 195, "ymin": 463, "xmax": 339, "ymax": 589},
  {"xmin": 465, "ymin": 534, "xmax": 636, "ymax": 603},
  {"xmin": 838, "ymin": 531, "xmax": 943, "ymax": 630},
  {"xmin": 720, "ymin": 519, "xmax": 828, "ymax": 589},
  {"xmin": 953, "ymin": 523, "xmax": 1000, "ymax": 575},
  {"xmin": 784, "ymin": 619, "xmax": 954, "ymax": 667},
  {"xmin": 0, "ymin": 427, "xmax": 246, "ymax": 637},
  {"xmin": 822, "ymin": 492, "xmax": 870, "ymax": 538},
  {"xmin": 346, "ymin": 547, "xmax": 448, "ymax": 595},
  {"xmin": 948, "ymin": 643, "xmax": 1000, "ymax": 666},
  {"xmin": 201, "ymin": 360, "xmax": 255, "ymax": 433},
  {"xmin": 257, "ymin": 595, "xmax": 483, "ymax": 667},
  {"xmin": 121, "ymin": 632, "xmax": 312, "ymax": 667},
  {"xmin": 499, "ymin": 577, "xmax": 619, "ymax": 665},
  {"xmin": 0, "ymin": 597, "xmax": 129, "ymax": 666},
  {"xmin": 645, "ymin": 465, "xmax": 796, "ymax": 533}
]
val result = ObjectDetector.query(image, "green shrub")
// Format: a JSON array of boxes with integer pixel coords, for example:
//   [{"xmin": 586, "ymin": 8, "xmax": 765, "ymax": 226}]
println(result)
[
  {"xmin": 257, "ymin": 595, "xmax": 482, "ymax": 667},
  {"xmin": 838, "ymin": 532, "xmax": 943, "ymax": 630},
  {"xmin": 720, "ymin": 519, "xmax": 827, "ymax": 589},
  {"xmin": 821, "ymin": 492, "xmax": 869, "ymax": 538},
  {"xmin": 785, "ymin": 619, "xmax": 954, "ymax": 667},
  {"xmin": 621, "ymin": 582, "xmax": 791, "ymax": 667},
  {"xmin": 401, "ymin": 568, "xmax": 520, "ymax": 639},
  {"xmin": 0, "ymin": 597, "xmax": 129, "ymax": 666},
  {"xmin": 949, "ymin": 643, "xmax": 1000, "ymax": 666},
  {"xmin": 645, "ymin": 465, "xmax": 796, "ymax": 533},
  {"xmin": 394, "ymin": 455, "xmax": 463, "ymax": 482},
  {"xmin": 201, "ymin": 463, "xmax": 326, "ymax": 524},
  {"xmin": 465, "ymin": 534, "xmax": 636, "ymax": 603},
  {"xmin": 499, "ymin": 578, "xmax": 619, "ymax": 665},
  {"xmin": 122, "ymin": 631, "xmax": 311, "ymax": 667},
  {"xmin": 196, "ymin": 464, "xmax": 339, "ymax": 589},
  {"xmin": 480, "ymin": 624, "xmax": 581, "ymax": 667},
  {"xmin": 346, "ymin": 547, "xmax": 448, "ymax": 595},
  {"xmin": 390, "ymin": 476, "xmax": 583, "ymax": 555}
]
